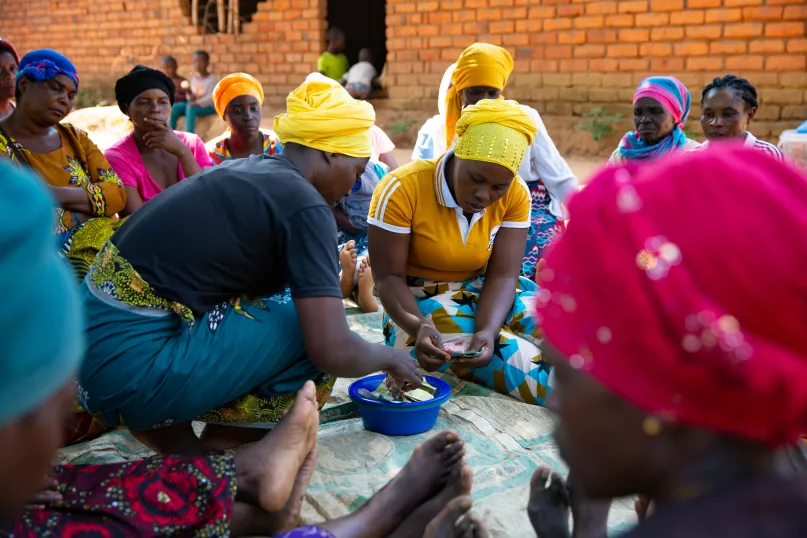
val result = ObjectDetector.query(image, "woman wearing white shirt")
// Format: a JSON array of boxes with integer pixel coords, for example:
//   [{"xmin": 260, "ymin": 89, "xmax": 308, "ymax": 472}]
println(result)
[{"xmin": 412, "ymin": 44, "xmax": 578, "ymax": 279}]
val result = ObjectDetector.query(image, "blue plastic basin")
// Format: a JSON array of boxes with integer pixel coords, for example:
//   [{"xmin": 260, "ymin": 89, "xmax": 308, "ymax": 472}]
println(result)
[{"xmin": 348, "ymin": 374, "xmax": 451, "ymax": 436}]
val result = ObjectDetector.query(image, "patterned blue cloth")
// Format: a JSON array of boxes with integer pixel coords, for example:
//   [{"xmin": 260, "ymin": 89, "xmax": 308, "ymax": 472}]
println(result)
[
  {"xmin": 383, "ymin": 275, "xmax": 552, "ymax": 405},
  {"xmin": 273, "ymin": 526, "xmax": 335, "ymax": 538},
  {"xmin": 77, "ymin": 275, "xmax": 321, "ymax": 430},
  {"xmin": 522, "ymin": 180, "xmax": 563, "ymax": 279},
  {"xmin": 17, "ymin": 49, "xmax": 79, "ymax": 89}
]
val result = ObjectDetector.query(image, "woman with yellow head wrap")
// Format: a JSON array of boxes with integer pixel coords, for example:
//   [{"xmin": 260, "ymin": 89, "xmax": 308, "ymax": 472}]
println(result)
[
  {"xmin": 412, "ymin": 44, "xmax": 579, "ymax": 281},
  {"xmin": 206, "ymin": 73, "xmax": 281, "ymax": 164},
  {"xmin": 369, "ymin": 98, "xmax": 553, "ymax": 404},
  {"xmin": 76, "ymin": 76, "xmax": 422, "ymax": 454}
]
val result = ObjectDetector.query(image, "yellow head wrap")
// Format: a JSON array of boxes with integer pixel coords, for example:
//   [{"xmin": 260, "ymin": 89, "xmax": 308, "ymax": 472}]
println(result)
[
  {"xmin": 213, "ymin": 73, "xmax": 265, "ymax": 118},
  {"xmin": 453, "ymin": 99, "xmax": 537, "ymax": 176},
  {"xmin": 274, "ymin": 76, "xmax": 375, "ymax": 158},
  {"xmin": 445, "ymin": 43, "xmax": 514, "ymax": 149}
]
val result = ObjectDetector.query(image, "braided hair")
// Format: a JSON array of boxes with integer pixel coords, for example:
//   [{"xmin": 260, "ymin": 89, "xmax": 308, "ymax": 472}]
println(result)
[{"xmin": 701, "ymin": 75, "xmax": 758, "ymax": 110}]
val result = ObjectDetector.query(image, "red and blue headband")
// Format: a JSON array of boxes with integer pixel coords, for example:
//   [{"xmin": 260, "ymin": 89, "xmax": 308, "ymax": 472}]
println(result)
[{"xmin": 16, "ymin": 49, "xmax": 79, "ymax": 90}]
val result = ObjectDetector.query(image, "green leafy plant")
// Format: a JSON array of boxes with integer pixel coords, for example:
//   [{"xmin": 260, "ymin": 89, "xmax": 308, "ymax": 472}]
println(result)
[
  {"xmin": 683, "ymin": 127, "xmax": 702, "ymax": 141},
  {"xmin": 575, "ymin": 108, "xmax": 624, "ymax": 141},
  {"xmin": 387, "ymin": 118, "xmax": 415, "ymax": 137}
]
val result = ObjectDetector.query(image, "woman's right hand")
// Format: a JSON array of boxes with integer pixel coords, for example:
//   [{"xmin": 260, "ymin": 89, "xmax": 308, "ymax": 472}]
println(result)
[
  {"xmin": 384, "ymin": 349, "xmax": 424, "ymax": 387},
  {"xmin": 415, "ymin": 323, "xmax": 451, "ymax": 371}
]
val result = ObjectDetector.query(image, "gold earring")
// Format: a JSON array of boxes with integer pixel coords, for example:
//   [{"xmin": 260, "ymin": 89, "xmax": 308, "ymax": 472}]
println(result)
[{"xmin": 642, "ymin": 416, "xmax": 663, "ymax": 437}]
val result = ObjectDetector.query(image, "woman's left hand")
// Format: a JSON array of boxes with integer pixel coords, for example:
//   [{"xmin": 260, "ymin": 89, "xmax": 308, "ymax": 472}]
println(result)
[
  {"xmin": 142, "ymin": 118, "xmax": 188, "ymax": 156},
  {"xmin": 453, "ymin": 330, "xmax": 495, "ymax": 369}
]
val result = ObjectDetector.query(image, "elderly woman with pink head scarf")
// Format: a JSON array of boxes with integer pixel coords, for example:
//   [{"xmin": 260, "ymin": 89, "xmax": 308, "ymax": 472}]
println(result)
[{"xmin": 609, "ymin": 76, "xmax": 700, "ymax": 164}]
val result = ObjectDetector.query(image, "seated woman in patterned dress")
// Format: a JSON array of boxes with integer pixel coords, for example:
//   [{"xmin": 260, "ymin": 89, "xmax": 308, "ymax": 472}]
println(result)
[
  {"xmin": 688, "ymin": 75, "xmax": 783, "ymax": 160},
  {"xmin": 0, "ymin": 160, "xmax": 483, "ymax": 538},
  {"xmin": 76, "ymin": 77, "xmax": 422, "ymax": 457},
  {"xmin": 608, "ymin": 76, "xmax": 700, "ymax": 165},
  {"xmin": 206, "ymin": 72, "xmax": 282, "ymax": 164},
  {"xmin": 0, "ymin": 49, "xmax": 126, "ymax": 281},
  {"xmin": 412, "ymin": 45, "xmax": 578, "ymax": 280},
  {"xmin": 369, "ymin": 99, "xmax": 552, "ymax": 405},
  {"xmin": 105, "ymin": 66, "xmax": 213, "ymax": 216}
]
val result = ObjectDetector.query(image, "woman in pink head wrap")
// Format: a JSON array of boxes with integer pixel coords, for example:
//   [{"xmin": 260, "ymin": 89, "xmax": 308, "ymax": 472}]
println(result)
[
  {"xmin": 527, "ymin": 146, "xmax": 807, "ymax": 538},
  {"xmin": 609, "ymin": 76, "xmax": 700, "ymax": 164}
]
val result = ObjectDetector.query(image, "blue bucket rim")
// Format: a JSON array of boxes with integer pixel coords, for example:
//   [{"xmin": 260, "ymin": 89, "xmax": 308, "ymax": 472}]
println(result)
[{"xmin": 348, "ymin": 374, "xmax": 451, "ymax": 409}]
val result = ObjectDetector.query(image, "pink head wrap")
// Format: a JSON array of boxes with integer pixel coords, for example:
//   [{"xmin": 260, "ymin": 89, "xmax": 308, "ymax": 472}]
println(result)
[
  {"xmin": 633, "ymin": 76, "xmax": 690, "ymax": 128},
  {"xmin": 537, "ymin": 145, "xmax": 807, "ymax": 447}
]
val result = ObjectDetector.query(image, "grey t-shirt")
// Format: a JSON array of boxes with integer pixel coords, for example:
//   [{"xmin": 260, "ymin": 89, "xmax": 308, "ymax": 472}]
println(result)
[{"xmin": 113, "ymin": 154, "xmax": 342, "ymax": 314}]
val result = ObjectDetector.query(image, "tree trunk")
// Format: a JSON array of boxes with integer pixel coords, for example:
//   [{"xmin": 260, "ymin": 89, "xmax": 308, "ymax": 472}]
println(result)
[{"xmin": 217, "ymin": 0, "xmax": 226, "ymax": 33}]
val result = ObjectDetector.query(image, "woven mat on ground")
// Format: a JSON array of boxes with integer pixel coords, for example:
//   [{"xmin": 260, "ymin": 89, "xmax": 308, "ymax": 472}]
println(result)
[{"xmin": 57, "ymin": 308, "xmax": 637, "ymax": 537}]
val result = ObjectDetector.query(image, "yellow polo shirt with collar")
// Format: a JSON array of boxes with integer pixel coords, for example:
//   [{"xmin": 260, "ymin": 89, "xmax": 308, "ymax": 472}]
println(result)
[{"xmin": 368, "ymin": 151, "xmax": 531, "ymax": 282}]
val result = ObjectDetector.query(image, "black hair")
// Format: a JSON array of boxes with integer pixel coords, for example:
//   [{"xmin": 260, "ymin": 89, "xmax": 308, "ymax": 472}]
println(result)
[
  {"xmin": 327, "ymin": 27, "xmax": 345, "ymax": 41},
  {"xmin": 701, "ymin": 75, "xmax": 758, "ymax": 110},
  {"xmin": 193, "ymin": 50, "xmax": 210, "ymax": 62},
  {"xmin": 14, "ymin": 74, "xmax": 31, "ymax": 102},
  {"xmin": 162, "ymin": 55, "xmax": 178, "ymax": 66}
]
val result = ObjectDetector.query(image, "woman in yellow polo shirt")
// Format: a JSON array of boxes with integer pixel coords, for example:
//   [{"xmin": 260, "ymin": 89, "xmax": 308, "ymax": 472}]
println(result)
[{"xmin": 368, "ymin": 99, "xmax": 551, "ymax": 404}]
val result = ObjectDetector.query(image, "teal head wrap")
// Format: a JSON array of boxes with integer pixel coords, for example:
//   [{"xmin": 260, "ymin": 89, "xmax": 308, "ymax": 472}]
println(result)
[{"xmin": 0, "ymin": 162, "xmax": 83, "ymax": 427}]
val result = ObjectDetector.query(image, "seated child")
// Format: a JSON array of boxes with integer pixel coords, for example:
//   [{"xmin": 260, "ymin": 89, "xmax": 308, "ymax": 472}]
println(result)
[
  {"xmin": 160, "ymin": 55, "xmax": 187, "ymax": 104},
  {"xmin": 168, "ymin": 50, "xmax": 218, "ymax": 134},
  {"xmin": 334, "ymin": 160, "xmax": 389, "ymax": 313},
  {"xmin": 318, "ymin": 27, "xmax": 349, "ymax": 82},
  {"xmin": 344, "ymin": 48, "xmax": 377, "ymax": 100}
]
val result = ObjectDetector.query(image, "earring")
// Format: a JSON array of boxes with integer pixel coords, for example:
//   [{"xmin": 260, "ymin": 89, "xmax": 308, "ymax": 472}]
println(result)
[{"xmin": 642, "ymin": 416, "xmax": 663, "ymax": 437}]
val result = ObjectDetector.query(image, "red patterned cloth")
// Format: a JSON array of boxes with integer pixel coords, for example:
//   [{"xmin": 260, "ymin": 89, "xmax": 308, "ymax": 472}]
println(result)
[
  {"xmin": 7, "ymin": 455, "xmax": 235, "ymax": 536},
  {"xmin": 537, "ymin": 145, "xmax": 807, "ymax": 447}
]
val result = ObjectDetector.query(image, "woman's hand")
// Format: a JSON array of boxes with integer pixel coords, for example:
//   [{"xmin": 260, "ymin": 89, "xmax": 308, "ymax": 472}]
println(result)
[
  {"xmin": 142, "ymin": 117, "xmax": 189, "ymax": 156},
  {"xmin": 384, "ymin": 349, "xmax": 424, "ymax": 387},
  {"xmin": 415, "ymin": 322, "xmax": 451, "ymax": 371},
  {"xmin": 453, "ymin": 330, "xmax": 495, "ymax": 369}
]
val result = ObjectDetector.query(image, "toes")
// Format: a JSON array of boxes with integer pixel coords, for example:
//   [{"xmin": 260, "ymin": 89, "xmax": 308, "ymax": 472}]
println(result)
[
  {"xmin": 298, "ymin": 380, "xmax": 317, "ymax": 404},
  {"xmin": 531, "ymin": 467, "xmax": 552, "ymax": 489},
  {"xmin": 547, "ymin": 472, "xmax": 570, "ymax": 506}
]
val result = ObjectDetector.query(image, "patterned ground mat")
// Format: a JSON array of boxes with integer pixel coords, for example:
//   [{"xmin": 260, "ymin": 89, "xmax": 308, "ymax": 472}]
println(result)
[{"xmin": 57, "ymin": 307, "xmax": 637, "ymax": 536}]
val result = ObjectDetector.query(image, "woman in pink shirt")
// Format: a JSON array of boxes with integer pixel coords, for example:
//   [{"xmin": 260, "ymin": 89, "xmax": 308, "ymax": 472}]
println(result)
[{"xmin": 106, "ymin": 66, "xmax": 212, "ymax": 215}]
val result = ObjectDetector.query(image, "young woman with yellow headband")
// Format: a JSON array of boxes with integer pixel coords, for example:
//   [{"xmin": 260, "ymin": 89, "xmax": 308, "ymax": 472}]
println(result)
[
  {"xmin": 206, "ymin": 72, "xmax": 282, "ymax": 165},
  {"xmin": 369, "ymin": 99, "xmax": 552, "ymax": 404},
  {"xmin": 75, "ymin": 77, "xmax": 422, "ymax": 456},
  {"xmin": 412, "ymin": 43, "xmax": 578, "ymax": 281}
]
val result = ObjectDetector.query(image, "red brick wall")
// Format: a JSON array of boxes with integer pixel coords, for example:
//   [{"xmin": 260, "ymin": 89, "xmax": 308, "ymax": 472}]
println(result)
[
  {"xmin": 1, "ymin": 0, "xmax": 805, "ymax": 146},
  {"xmin": 384, "ymin": 0, "xmax": 807, "ymax": 142},
  {"xmin": 0, "ymin": 0, "xmax": 326, "ymax": 104}
]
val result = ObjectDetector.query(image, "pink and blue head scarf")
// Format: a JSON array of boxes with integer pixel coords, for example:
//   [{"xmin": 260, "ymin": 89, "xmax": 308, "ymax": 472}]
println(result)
[
  {"xmin": 16, "ymin": 49, "xmax": 79, "ymax": 90},
  {"xmin": 618, "ymin": 76, "xmax": 691, "ymax": 162}
]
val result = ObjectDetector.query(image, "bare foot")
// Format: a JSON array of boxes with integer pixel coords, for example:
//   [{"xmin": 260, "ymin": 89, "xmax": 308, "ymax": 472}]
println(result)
[
  {"xmin": 423, "ymin": 495, "xmax": 490, "ymax": 538},
  {"xmin": 320, "ymin": 430, "xmax": 466, "ymax": 538},
  {"xmin": 390, "ymin": 463, "xmax": 473, "ymax": 538},
  {"xmin": 357, "ymin": 258, "xmax": 379, "ymax": 313},
  {"xmin": 234, "ymin": 381, "xmax": 319, "ymax": 512},
  {"xmin": 230, "ymin": 447, "xmax": 318, "ymax": 537},
  {"xmin": 339, "ymin": 241, "xmax": 358, "ymax": 298},
  {"xmin": 528, "ymin": 468, "xmax": 570, "ymax": 538},
  {"xmin": 528, "ymin": 468, "xmax": 610, "ymax": 538}
]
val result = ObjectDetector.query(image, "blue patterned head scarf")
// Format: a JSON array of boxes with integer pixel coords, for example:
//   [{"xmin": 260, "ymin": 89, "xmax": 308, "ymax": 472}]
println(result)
[
  {"xmin": 618, "ymin": 76, "xmax": 691, "ymax": 162},
  {"xmin": 0, "ymin": 162, "xmax": 83, "ymax": 427},
  {"xmin": 16, "ymin": 49, "xmax": 79, "ymax": 90}
]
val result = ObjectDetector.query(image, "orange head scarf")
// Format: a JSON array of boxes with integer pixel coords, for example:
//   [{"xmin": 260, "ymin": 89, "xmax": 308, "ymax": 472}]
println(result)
[
  {"xmin": 444, "ymin": 43, "xmax": 514, "ymax": 149},
  {"xmin": 213, "ymin": 73, "xmax": 264, "ymax": 118}
]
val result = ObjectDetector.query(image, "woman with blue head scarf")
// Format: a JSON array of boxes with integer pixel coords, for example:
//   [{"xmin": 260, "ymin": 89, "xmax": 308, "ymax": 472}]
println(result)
[
  {"xmin": 0, "ymin": 49, "xmax": 126, "ymax": 282},
  {"xmin": 609, "ymin": 76, "xmax": 700, "ymax": 164}
]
